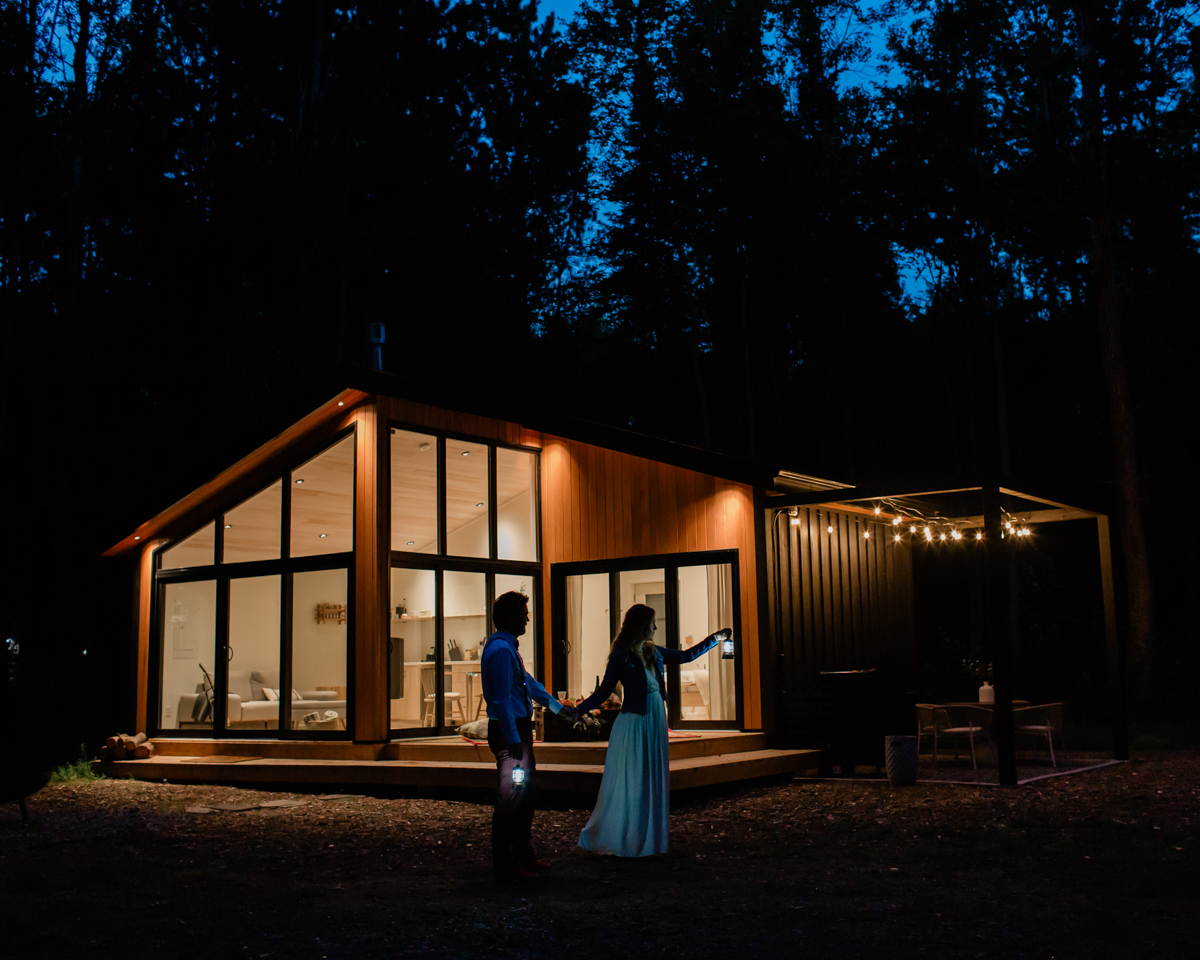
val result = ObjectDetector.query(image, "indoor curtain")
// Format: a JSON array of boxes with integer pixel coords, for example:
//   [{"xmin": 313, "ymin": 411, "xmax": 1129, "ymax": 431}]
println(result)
[
  {"xmin": 707, "ymin": 564, "xmax": 736, "ymax": 720},
  {"xmin": 567, "ymin": 576, "xmax": 583, "ymax": 699}
]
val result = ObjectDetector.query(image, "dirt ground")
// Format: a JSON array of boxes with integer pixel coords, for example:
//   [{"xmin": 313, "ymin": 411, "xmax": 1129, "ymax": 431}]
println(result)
[{"xmin": 2, "ymin": 751, "xmax": 1196, "ymax": 959}]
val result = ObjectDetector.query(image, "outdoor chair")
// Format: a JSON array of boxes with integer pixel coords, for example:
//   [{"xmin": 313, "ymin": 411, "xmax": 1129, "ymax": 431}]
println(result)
[
  {"xmin": 915, "ymin": 704, "xmax": 940, "ymax": 756},
  {"xmin": 933, "ymin": 705, "xmax": 992, "ymax": 770},
  {"xmin": 1013, "ymin": 703, "xmax": 1065, "ymax": 767}
]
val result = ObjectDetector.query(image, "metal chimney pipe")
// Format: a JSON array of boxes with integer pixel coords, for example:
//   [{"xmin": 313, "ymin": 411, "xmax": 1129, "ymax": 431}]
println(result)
[{"xmin": 367, "ymin": 322, "xmax": 386, "ymax": 370}]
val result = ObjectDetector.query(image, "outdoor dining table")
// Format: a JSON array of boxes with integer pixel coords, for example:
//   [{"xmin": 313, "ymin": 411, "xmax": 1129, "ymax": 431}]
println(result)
[{"xmin": 927, "ymin": 702, "xmax": 1032, "ymax": 766}]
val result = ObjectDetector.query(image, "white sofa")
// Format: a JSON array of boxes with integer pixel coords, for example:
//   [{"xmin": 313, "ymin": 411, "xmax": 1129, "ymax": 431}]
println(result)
[{"xmin": 179, "ymin": 669, "xmax": 346, "ymax": 728}]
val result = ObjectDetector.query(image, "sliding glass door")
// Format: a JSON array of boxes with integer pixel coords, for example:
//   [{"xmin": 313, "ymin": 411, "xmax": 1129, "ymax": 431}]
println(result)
[{"xmin": 553, "ymin": 551, "xmax": 742, "ymax": 730}]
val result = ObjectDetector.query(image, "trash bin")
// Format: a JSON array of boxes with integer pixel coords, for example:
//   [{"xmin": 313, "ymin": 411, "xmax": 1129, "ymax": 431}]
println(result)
[{"xmin": 885, "ymin": 735, "xmax": 918, "ymax": 786}]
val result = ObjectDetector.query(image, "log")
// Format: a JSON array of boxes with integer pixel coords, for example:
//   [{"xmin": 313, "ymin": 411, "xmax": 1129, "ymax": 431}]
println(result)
[
  {"xmin": 134, "ymin": 742, "xmax": 155, "ymax": 759},
  {"xmin": 98, "ymin": 746, "xmax": 111, "ymax": 761}
]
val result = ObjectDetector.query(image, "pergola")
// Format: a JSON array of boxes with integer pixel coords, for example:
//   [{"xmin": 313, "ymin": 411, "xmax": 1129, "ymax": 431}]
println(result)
[{"xmin": 766, "ymin": 480, "xmax": 1127, "ymax": 785}]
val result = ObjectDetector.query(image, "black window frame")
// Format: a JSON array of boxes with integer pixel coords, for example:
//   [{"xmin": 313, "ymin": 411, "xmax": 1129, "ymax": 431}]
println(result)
[
  {"xmin": 388, "ymin": 422, "xmax": 543, "ymax": 738},
  {"xmin": 550, "ymin": 549, "xmax": 743, "ymax": 731},
  {"xmin": 149, "ymin": 424, "xmax": 357, "ymax": 741}
]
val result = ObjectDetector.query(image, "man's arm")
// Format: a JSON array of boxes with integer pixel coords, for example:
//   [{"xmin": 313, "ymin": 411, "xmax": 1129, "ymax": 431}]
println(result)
[
  {"xmin": 481, "ymin": 645, "xmax": 520, "ymax": 746},
  {"xmin": 525, "ymin": 671, "xmax": 564, "ymax": 715}
]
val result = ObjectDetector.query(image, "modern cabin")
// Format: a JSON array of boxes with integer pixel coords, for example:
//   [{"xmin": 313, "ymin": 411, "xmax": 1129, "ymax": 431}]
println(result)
[{"xmin": 102, "ymin": 374, "xmax": 1122, "ymax": 786}]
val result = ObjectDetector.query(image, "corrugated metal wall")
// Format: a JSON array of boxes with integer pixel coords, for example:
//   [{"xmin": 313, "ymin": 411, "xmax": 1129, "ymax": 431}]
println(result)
[{"xmin": 763, "ymin": 505, "xmax": 917, "ymax": 747}]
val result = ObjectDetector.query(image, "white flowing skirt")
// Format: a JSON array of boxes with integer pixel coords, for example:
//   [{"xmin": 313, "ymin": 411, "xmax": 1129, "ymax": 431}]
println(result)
[{"xmin": 578, "ymin": 685, "xmax": 670, "ymax": 857}]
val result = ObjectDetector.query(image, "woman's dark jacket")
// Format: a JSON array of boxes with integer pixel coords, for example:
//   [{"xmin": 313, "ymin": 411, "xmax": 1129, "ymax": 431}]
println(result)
[{"xmin": 574, "ymin": 636, "xmax": 720, "ymax": 716}]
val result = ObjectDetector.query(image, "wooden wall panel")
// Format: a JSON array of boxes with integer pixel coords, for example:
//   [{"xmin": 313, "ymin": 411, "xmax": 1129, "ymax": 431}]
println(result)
[
  {"xmin": 353, "ymin": 402, "xmax": 390, "ymax": 743},
  {"xmin": 538, "ymin": 435, "xmax": 763, "ymax": 729},
  {"xmin": 763, "ymin": 504, "xmax": 917, "ymax": 747},
  {"xmin": 135, "ymin": 539, "xmax": 169, "ymax": 735}
]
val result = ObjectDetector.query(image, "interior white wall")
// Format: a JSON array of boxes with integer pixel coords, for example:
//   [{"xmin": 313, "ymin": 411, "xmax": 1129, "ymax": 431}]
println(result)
[
  {"xmin": 495, "ymin": 573, "xmax": 535, "ymax": 671},
  {"xmin": 228, "ymin": 575, "xmax": 280, "ymax": 680},
  {"xmin": 292, "ymin": 568, "xmax": 347, "ymax": 691},
  {"xmin": 677, "ymin": 564, "xmax": 710, "ymax": 648},
  {"xmin": 497, "ymin": 491, "xmax": 535, "ymax": 561},
  {"xmin": 447, "ymin": 510, "xmax": 489, "ymax": 557},
  {"xmin": 444, "ymin": 569, "xmax": 486, "ymax": 660},
  {"xmin": 160, "ymin": 579, "xmax": 216, "ymax": 728},
  {"xmin": 391, "ymin": 567, "xmax": 436, "ymax": 663}
]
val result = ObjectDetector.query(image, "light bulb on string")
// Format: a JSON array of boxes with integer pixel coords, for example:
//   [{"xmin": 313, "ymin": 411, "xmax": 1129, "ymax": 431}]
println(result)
[
  {"xmin": 894, "ymin": 534, "xmax": 901, "ymax": 543},
  {"xmin": 910, "ymin": 526, "xmax": 917, "ymax": 534},
  {"xmin": 864, "ymin": 530, "xmax": 870, "ymax": 539},
  {"xmin": 951, "ymin": 530, "xmax": 962, "ymax": 540},
  {"xmin": 874, "ymin": 505, "xmax": 881, "ymax": 515},
  {"xmin": 975, "ymin": 532, "xmax": 983, "ymax": 540},
  {"xmin": 893, "ymin": 516, "xmax": 902, "ymax": 526},
  {"xmin": 939, "ymin": 532, "xmax": 946, "ymax": 541}
]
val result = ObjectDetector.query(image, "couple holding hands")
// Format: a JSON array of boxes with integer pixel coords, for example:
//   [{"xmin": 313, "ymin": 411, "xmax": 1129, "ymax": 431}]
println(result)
[{"xmin": 480, "ymin": 590, "xmax": 730, "ymax": 882}]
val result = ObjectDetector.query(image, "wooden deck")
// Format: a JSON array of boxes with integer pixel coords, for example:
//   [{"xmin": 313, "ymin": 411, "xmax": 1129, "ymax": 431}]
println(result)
[{"xmin": 101, "ymin": 732, "xmax": 820, "ymax": 792}]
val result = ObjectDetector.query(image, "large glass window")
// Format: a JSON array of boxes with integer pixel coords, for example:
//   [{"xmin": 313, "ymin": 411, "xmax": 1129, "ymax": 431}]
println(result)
[
  {"xmin": 291, "ymin": 435, "xmax": 354, "ymax": 557},
  {"xmin": 445, "ymin": 440, "xmax": 490, "ymax": 557},
  {"xmin": 677, "ymin": 563, "xmax": 736, "ymax": 723},
  {"xmin": 223, "ymin": 482, "xmax": 282, "ymax": 563},
  {"xmin": 390, "ymin": 567, "xmax": 436, "ymax": 730},
  {"xmin": 496, "ymin": 447, "xmax": 537, "ymax": 561},
  {"xmin": 159, "ymin": 579, "xmax": 217, "ymax": 729},
  {"xmin": 161, "ymin": 523, "xmax": 215, "ymax": 570},
  {"xmin": 291, "ymin": 569, "xmax": 349, "ymax": 731},
  {"xmin": 391, "ymin": 429, "xmax": 438, "ymax": 553},
  {"xmin": 226, "ymin": 575, "xmax": 281, "ymax": 729}
]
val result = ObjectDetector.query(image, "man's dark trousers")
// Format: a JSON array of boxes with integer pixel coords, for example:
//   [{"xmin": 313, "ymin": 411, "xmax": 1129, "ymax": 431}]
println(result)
[{"xmin": 488, "ymin": 716, "xmax": 537, "ymax": 880}]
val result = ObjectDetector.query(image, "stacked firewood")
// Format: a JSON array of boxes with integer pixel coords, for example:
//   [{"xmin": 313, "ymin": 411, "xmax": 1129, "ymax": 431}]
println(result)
[{"xmin": 99, "ymin": 733, "xmax": 155, "ymax": 760}]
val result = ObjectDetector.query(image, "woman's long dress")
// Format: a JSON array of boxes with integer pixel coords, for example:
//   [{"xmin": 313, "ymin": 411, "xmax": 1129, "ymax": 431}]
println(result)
[{"xmin": 578, "ymin": 666, "xmax": 670, "ymax": 857}]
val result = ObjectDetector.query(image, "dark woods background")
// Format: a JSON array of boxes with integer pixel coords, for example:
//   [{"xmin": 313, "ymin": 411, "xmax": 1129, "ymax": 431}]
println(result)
[{"xmin": 2, "ymin": 0, "xmax": 1197, "ymax": 758}]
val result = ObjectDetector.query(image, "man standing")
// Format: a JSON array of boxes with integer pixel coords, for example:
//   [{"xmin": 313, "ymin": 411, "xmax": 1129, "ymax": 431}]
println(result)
[{"xmin": 481, "ymin": 590, "xmax": 575, "ymax": 882}]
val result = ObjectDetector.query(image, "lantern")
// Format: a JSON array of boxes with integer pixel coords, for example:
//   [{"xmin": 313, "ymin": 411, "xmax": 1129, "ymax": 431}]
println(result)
[
  {"xmin": 512, "ymin": 764, "xmax": 526, "ymax": 786},
  {"xmin": 720, "ymin": 630, "xmax": 734, "ymax": 660}
]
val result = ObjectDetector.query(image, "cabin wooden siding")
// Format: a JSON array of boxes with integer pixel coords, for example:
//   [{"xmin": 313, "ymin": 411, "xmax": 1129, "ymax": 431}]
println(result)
[
  {"xmin": 376, "ymin": 396, "xmax": 763, "ymax": 730},
  {"xmin": 763, "ymin": 505, "xmax": 916, "ymax": 746}
]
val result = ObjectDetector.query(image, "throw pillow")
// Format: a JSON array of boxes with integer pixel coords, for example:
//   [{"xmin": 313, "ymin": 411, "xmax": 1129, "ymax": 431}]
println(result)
[{"xmin": 262, "ymin": 688, "xmax": 279, "ymax": 702}]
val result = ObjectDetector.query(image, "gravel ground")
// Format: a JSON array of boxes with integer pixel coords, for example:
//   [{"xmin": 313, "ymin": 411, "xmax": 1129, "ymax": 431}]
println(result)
[{"xmin": 2, "ymin": 750, "xmax": 1196, "ymax": 959}]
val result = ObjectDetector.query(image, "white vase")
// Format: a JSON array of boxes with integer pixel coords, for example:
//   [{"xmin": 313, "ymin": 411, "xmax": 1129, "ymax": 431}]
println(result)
[{"xmin": 978, "ymin": 682, "xmax": 994, "ymax": 703}]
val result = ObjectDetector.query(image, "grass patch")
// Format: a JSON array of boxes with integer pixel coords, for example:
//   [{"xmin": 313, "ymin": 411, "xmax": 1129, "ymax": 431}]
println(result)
[{"xmin": 51, "ymin": 759, "xmax": 105, "ymax": 783}]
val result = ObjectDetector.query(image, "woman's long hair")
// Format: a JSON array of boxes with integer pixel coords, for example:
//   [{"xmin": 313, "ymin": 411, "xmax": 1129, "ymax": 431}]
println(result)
[{"xmin": 610, "ymin": 603, "xmax": 657, "ymax": 669}]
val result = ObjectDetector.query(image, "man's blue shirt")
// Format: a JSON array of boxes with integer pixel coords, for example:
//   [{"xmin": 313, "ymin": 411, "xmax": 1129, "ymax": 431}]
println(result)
[{"xmin": 481, "ymin": 630, "xmax": 561, "ymax": 746}]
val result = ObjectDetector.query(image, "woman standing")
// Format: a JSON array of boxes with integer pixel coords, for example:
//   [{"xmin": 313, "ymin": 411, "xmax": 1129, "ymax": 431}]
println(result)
[{"xmin": 572, "ymin": 603, "xmax": 730, "ymax": 857}]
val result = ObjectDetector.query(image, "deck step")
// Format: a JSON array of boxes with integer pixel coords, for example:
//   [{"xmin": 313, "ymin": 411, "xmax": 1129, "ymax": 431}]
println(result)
[{"xmin": 101, "ymin": 747, "xmax": 820, "ymax": 793}]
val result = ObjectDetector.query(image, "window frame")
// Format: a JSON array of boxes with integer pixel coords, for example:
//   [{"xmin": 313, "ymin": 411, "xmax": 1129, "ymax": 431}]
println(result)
[
  {"xmin": 387, "ymin": 421, "xmax": 543, "ymax": 738},
  {"xmin": 148, "ymin": 424, "xmax": 357, "ymax": 741},
  {"xmin": 550, "ymin": 549, "xmax": 743, "ymax": 731}
]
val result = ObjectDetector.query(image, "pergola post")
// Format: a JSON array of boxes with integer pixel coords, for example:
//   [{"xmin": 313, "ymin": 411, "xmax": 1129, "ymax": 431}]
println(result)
[
  {"xmin": 981, "ymin": 484, "xmax": 1018, "ymax": 785},
  {"xmin": 1096, "ymin": 515, "xmax": 1129, "ymax": 759}
]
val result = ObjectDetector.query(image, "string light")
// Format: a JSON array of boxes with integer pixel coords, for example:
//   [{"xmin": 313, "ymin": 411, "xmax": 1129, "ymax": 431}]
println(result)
[
  {"xmin": 976, "ymin": 532, "xmax": 983, "ymax": 540},
  {"xmin": 893, "ymin": 516, "xmax": 902, "ymax": 526},
  {"xmin": 910, "ymin": 526, "xmax": 917, "ymax": 534},
  {"xmin": 939, "ymin": 532, "xmax": 946, "ymax": 541},
  {"xmin": 864, "ymin": 530, "xmax": 870, "ymax": 539},
  {"xmin": 894, "ymin": 534, "xmax": 901, "ymax": 542},
  {"xmin": 951, "ymin": 530, "xmax": 962, "ymax": 540},
  {"xmin": 827, "ymin": 524, "xmax": 833, "ymax": 534},
  {"xmin": 874, "ymin": 505, "xmax": 881, "ymax": 515}
]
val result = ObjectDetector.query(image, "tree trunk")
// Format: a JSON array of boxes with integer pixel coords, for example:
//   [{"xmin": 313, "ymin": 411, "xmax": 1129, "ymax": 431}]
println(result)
[{"xmin": 1073, "ymin": 0, "xmax": 1155, "ymax": 705}]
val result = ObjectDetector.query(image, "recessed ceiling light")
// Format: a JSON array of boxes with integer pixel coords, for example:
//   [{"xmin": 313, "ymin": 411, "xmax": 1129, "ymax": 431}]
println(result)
[
  {"xmin": 295, "ymin": 479, "xmax": 304, "ymax": 484},
  {"xmin": 338, "ymin": 401, "xmax": 344, "ymax": 406},
  {"xmin": 134, "ymin": 535, "xmax": 141, "ymax": 540},
  {"xmin": 419, "ymin": 442, "xmax": 430, "ymax": 451},
  {"xmin": 476, "ymin": 502, "xmax": 484, "ymax": 507},
  {"xmin": 407, "ymin": 541, "xmax": 415, "ymax": 546},
  {"xmin": 319, "ymin": 533, "xmax": 328, "ymax": 539},
  {"xmin": 224, "ymin": 524, "xmax": 232, "ymax": 529},
  {"xmin": 461, "ymin": 450, "xmax": 469, "ymax": 456}
]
